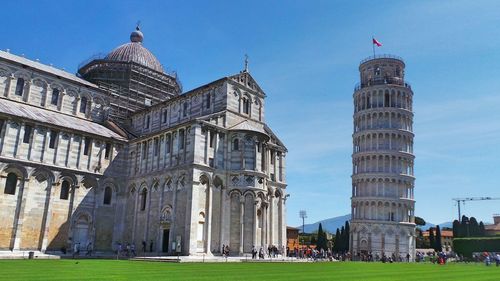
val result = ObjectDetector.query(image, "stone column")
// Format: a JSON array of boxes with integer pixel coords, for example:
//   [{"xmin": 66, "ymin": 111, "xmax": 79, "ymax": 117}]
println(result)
[
  {"xmin": 157, "ymin": 182, "xmax": 165, "ymax": 253},
  {"xmin": 4, "ymin": 75, "xmax": 13, "ymax": 98},
  {"xmin": 74, "ymin": 96, "xmax": 81, "ymax": 115},
  {"xmin": 131, "ymin": 189, "xmax": 139, "ymax": 243},
  {"xmin": 268, "ymin": 192, "xmax": 274, "ymax": 245},
  {"xmin": 40, "ymin": 180, "xmax": 55, "ymax": 252},
  {"xmin": 253, "ymin": 201, "xmax": 259, "ymax": 248},
  {"xmin": 204, "ymin": 130, "xmax": 209, "ymax": 164},
  {"xmin": 65, "ymin": 133, "xmax": 73, "ymax": 168},
  {"xmin": 57, "ymin": 91, "xmax": 65, "ymax": 111},
  {"xmin": 13, "ymin": 122, "xmax": 25, "ymax": 158},
  {"xmin": 12, "ymin": 176, "xmax": 28, "ymax": 250},
  {"xmin": 219, "ymin": 188, "xmax": 225, "ymax": 250},
  {"xmin": 205, "ymin": 183, "xmax": 213, "ymax": 254},
  {"xmin": 23, "ymin": 80, "xmax": 32, "ymax": 102},
  {"xmin": 144, "ymin": 184, "xmax": 152, "ymax": 244},
  {"xmin": 0, "ymin": 120, "xmax": 8, "ymax": 154},
  {"xmin": 239, "ymin": 197, "xmax": 244, "ymax": 254},
  {"xmin": 168, "ymin": 182, "xmax": 178, "ymax": 254},
  {"xmin": 213, "ymin": 132, "xmax": 219, "ymax": 169},
  {"xmin": 66, "ymin": 183, "xmax": 78, "ymax": 249}
]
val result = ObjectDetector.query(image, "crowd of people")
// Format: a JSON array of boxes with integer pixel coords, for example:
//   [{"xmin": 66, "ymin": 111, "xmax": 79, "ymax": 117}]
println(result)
[
  {"xmin": 114, "ymin": 240, "xmax": 154, "ymax": 258},
  {"xmin": 71, "ymin": 241, "xmax": 93, "ymax": 258}
]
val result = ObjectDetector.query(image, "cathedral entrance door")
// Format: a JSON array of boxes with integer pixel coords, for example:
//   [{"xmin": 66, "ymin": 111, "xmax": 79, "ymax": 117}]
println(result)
[
  {"xmin": 162, "ymin": 229, "xmax": 169, "ymax": 252},
  {"xmin": 72, "ymin": 215, "xmax": 91, "ymax": 246},
  {"xmin": 73, "ymin": 224, "xmax": 89, "ymax": 246}
]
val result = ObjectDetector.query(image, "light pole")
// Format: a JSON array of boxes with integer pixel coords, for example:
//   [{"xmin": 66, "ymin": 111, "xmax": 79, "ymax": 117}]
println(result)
[{"xmin": 299, "ymin": 210, "xmax": 307, "ymax": 234}]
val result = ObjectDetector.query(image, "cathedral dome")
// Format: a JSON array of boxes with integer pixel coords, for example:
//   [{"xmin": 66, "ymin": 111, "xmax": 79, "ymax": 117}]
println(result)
[{"xmin": 105, "ymin": 27, "xmax": 164, "ymax": 73}]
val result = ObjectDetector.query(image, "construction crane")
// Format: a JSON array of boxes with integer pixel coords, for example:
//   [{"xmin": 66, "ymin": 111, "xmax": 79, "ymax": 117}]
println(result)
[{"xmin": 452, "ymin": 197, "xmax": 500, "ymax": 220}]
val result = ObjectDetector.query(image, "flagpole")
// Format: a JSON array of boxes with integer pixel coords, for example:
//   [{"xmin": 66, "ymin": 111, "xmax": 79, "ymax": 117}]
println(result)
[{"xmin": 372, "ymin": 37, "xmax": 375, "ymax": 57}]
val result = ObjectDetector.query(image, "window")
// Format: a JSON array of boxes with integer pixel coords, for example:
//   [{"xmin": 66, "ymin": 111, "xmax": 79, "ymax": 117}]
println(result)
[
  {"xmin": 179, "ymin": 129, "xmax": 185, "ymax": 149},
  {"xmin": 103, "ymin": 186, "xmax": 112, "ymax": 205},
  {"xmin": 162, "ymin": 109, "xmax": 168, "ymax": 123},
  {"xmin": 270, "ymin": 151, "xmax": 275, "ymax": 164},
  {"xmin": 60, "ymin": 180, "xmax": 70, "ymax": 200},
  {"xmin": 243, "ymin": 97, "xmax": 250, "ymax": 114},
  {"xmin": 374, "ymin": 67, "xmax": 381, "ymax": 76},
  {"xmin": 15, "ymin": 78, "xmax": 24, "ymax": 96},
  {"xmin": 23, "ymin": 125, "xmax": 32, "ymax": 143},
  {"xmin": 145, "ymin": 115, "xmax": 150, "ymax": 129},
  {"xmin": 0, "ymin": 120, "xmax": 4, "ymax": 135},
  {"xmin": 385, "ymin": 93, "xmax": 390, "ymax": 107},
  {"xmin": 83, "ymin": 137, "xmax": 91, "ymax": 156},
  {"xmin": 140, "ymin": 189, "xmax": 147, "ymax": 211},
  {"xmin": 4, "ymin": 173, "xmax": 17, "ymax": 195},
  {"xmin": 206, "ymin": 93, "xmax": 211, "ymax": 109},
  {"xmin": 154, "ymin": 138, "xmax": 159, "ymax": 156},
  {"xmin": 233, "ymin": 138, "xmax": 239, "ymax": 151},
  {"xmin": 49, "ymin": 130, "xmax": 58, "ymax": 149},
  {"xmin": 80, "ymin": 97, "xmax": 88, "ymax": 113},
  {"xmin": 166, "ymin": 134, "xmax": 171, "ymax": 153},
  {"xmin": 261, "ymin": 147, "xmax": 265, "ymax": 171},
  {"xmin": 142, "ymin": 142, "xmax": 147, "ymax": 159},
  {"xmin": 183, "ymin": 103, "xmax": 188, "ymax": 117},
  {"xmin": 209, "ymin": 131, "xmax": 214, "ymax": 148},
  {"xmin": 51, "ymin": 89, "xmax": 59, "ymax": 105},
  {"xmin": 104, "ymin": 143, "xmax": 111, "ymax": 159}
]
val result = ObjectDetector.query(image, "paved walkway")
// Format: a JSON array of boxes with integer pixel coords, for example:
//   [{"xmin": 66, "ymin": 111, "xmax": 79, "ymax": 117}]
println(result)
[{"xmin": 0, "ymin": 251, "xmax": 323, "ymax": 263}]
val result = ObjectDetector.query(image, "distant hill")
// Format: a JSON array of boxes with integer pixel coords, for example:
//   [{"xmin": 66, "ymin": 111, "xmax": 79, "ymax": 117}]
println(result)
[
  {"xmin": 296, "ymin": 214, "xmax": 453, "ymax": 233},
  {"xmin": 296, "ymin": 214, "xmax": 351, "ymax": 234},
  {"xmin": 420, "ymin": 221, "xmax": 453, "ymax": 231}
]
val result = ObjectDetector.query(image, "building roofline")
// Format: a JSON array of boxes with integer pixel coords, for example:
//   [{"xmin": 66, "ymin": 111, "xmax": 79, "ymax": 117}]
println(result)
[{"xmin": 0, "ymin": 50, "xmax": 99, "ymax": 89}]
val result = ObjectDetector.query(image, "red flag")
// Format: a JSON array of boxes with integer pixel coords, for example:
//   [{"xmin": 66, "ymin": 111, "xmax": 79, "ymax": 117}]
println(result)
[{"xmin": 372, "ymin": 38, "xmax": 382, "ymax": 47}]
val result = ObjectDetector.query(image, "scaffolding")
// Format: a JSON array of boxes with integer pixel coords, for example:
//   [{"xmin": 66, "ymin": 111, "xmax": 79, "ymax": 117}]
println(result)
[{"xmin": 77, "ymin": 59, "xmax": 181, "ymax": 124}]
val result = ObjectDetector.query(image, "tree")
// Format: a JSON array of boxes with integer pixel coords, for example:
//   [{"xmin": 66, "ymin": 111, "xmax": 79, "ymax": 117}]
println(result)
[
  {"xmin": 461, "ymin": 215, "xmax": 469, "ymax": 237},
  {"xmin": 479, "ymin": 222, "xmax": 486, "ymax": 236},
  {"xmin": 429, "ymin": 228, "xmax": 435, "ymax": 250},
  {"xmin": 452, "ymin": 220, "xmax": 461, "ymax": 238},
  {"xmin": 435, "ymin": 225, "xmax": 443, "ymax": 252},
  {"xmin": 333, "ymin": 228, "xmax": 341, "ymax": 253},
  {"xmin": 339, "ymin": 226, "xmax": 345, "ymax": 252},
  {"xmin": 316, "ymin": 223, "xmax": 328, "ymax": 251},
  {"xmin": 414, "ymin": 216, "xmax": 426, "ymax": 226},
  {"xmin": 469, "ymin": 217, "xmax": 479, "ymax": 237},
  {"xmin": 344, "ymin": 221, "xmax": 350, "ymax": 252}
]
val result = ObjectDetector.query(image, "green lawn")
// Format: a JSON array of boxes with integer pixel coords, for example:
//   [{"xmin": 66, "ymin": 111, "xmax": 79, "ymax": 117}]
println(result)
[{"xmin": 0, "ymin": 260, "xmax": 497, "ymax": 281}]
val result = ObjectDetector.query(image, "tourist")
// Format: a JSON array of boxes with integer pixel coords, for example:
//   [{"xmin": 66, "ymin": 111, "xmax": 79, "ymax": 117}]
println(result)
[
  {"xmin": 117, "ymin": 242, "xmax": 122, "ymax": 258},
  {"xmin": 131, "ymin": 243, "xmax": 136, "ymax": 257},
  {"xmin": 73, "ymin": 242, "xmax": 80, "ymax": 259},
  {"xmin": 221, "ymin": 244, "xmax": 225, "ymax": 257},
  {"xmin": 150, "ymin": 240, "xmax": 154, "ymax": 252},
  {"xmin": 142, "ymin": 240, "xmax": 146, "ymax": 253},
  {"xmin": 86, "ymin": 242, "xmax": 92, "ymax": 257},
  {"xmin": 259, "ymin": 248, "xmax": 264, "ymax": 259},
  {"xmin": 251, "ymin": 246, "xmax": 257, "ymax": 259},
  {"xmin": 485, "ymin": 254, "xmax": 491, "ymax": 266},
  {"xmin": 495, "ymin": 253, "xmax": 500, "ymax": 267}
]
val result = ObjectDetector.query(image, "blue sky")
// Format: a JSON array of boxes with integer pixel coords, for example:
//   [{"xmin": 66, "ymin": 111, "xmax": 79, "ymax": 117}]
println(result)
[{"xmin": 2, "ymin": 1, "xmax": 500, "ymax": 228}]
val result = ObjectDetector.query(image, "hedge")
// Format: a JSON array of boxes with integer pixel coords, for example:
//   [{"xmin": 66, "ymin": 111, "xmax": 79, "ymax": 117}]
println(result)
[{"xmin": 453, "ymin": 237, "xmax": 500, "ymax": 257}]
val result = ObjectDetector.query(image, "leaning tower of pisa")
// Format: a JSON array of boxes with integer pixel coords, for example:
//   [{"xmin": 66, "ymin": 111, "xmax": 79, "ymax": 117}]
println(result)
[{"xmin": 350, "ymin": 54, "xmax": 416, "ymax": 261}]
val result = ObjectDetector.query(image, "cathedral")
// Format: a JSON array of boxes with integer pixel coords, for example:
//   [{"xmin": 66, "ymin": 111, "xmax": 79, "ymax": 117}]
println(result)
[{"xmin": 0, "ymin": 26, "xmax": 288, "ymax": 256}]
